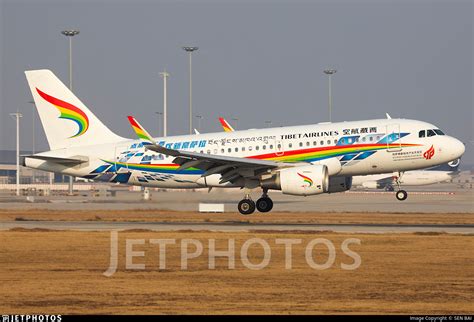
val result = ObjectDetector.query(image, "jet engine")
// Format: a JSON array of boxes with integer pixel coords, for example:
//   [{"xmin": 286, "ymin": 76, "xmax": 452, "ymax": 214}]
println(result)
[
  {"xmin": 260, "ymin": 164, "xmax": 329, "ymax": 196},
  {"xmin": 327, "ymin": 176, "xmax": 352, "ymax": 193},
  {"xmin": 361, "ymin": 181, "xmax": 379, "ymax": 189}
]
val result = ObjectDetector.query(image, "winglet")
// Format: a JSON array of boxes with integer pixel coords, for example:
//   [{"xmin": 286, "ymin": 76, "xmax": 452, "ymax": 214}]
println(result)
[
  {"xmin": 386, "ymin": 113, "xmax": 392, "ymax": 119},
  {"xmin": 127, "ymin": 116, "xmax": 155, "ymax": 145},
  {"xmin": 219, "ymin": 117, "xmax": 235, "ymax": 132}
]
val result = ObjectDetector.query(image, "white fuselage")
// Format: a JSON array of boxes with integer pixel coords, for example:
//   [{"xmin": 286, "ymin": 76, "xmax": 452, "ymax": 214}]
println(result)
[{"xmin": 24, "ymin": 118, "xmax": 465, "ymax": 189}]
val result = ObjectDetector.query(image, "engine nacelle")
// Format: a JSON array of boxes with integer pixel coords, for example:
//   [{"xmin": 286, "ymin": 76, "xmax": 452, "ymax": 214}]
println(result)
[
  {"xmin": 327, "ymin": 176, "xmax": 352, "ymax": 193},
  {"xmin": 261, "ymin": 164, "xmax": 329, "ymax": 196},
  {"xmin": 361, "ymin": 181, "xmax": 379, "ymax": 189}
]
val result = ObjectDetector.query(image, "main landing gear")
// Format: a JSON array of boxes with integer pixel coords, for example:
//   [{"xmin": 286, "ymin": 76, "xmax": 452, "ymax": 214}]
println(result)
[
  {"xmin": 238, "ymin": 189, "xmax": 273, "ymax": 215},
  {"xmin": 394, "ymin": 172, "xmax": 408, "ymax": 201}
]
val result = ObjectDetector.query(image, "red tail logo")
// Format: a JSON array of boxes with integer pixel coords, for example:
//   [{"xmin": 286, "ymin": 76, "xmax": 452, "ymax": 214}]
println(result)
[{"xmin": 423, "ymin": 145, "xmax": 435, "ymax": 160}]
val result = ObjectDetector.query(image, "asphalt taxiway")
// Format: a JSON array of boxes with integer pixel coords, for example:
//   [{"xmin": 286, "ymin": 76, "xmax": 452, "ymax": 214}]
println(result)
[{"xmin": 2, "ymin": 220, "xmax": 473, "ymax": 234}]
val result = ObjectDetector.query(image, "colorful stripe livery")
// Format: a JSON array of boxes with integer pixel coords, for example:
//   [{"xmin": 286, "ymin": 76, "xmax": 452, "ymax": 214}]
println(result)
[
  {"xmin": 36, "ymin": 88, "xmax": 89, "ymax": 138},
  {"xmin": 104, "ymin": 160, "xmax": 203, "ymax": 175},
  {"xmin": 219, "ymin": 117, "xmax": 235, "ymax": 132},
  {"xmin": 297, "ymin": 173, "xmax": 313, "ymax": 187},
  {"xmin": 127, "ymin": 116, "xmax": 154, "ymax": 144}
]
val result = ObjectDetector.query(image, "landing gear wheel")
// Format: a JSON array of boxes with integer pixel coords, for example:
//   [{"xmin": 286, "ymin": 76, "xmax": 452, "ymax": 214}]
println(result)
[
  {"xmin": 256, "ymin": 197, "xmax": 273, "ymax": 213},
  {"xmin": 396, "ymin": 190, "xmax": 408, "ymax": 201},
  {"xmin": 238, "ymin": 199, "xmax": 256, "ymax": 215}
]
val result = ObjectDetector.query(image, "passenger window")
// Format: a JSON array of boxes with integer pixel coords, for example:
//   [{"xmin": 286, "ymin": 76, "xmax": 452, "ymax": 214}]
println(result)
[
  {"xmin": 327, "ymin": 140, "xmax": 331, "ymax": 145},
  {"xmin": 376, "ymin": 136, "xmax": 381, "ymax": 141},
  {"xmin": 427, "ymin": 129, "xmax": 436, "ymax": 137},
  {"xmin": 262, "ymin": 145, "xmax": 266, "ymax": 150},
  {"xmin": 289, "ymin": 143, "xmax": 293, "ymax": 148},
  {"xmin": 270, "ymin": 145, "xmax": 274, "ymax": 149},
  {"xmin": 242, "ymin": 147, "xmax": 246, "ymax": 152},
  {"xmin": 313, "ymin": 141, "xmax": 317, "ymax": 146},
  {"xmin": 221, "ymin": 148, "xmax": 225, "ymax": 153},
  {"xmin": 299, "ymin": 142, "xmax": 303, "ymax": 147},
  {"xmin": 362, "ymin": 137, "xmax": 366, "ymax": 142},
  {"xmin": 228, "ymin": 148, "xmax": 232, "ymax": 153},
  {"xmin": 256, "ymin": 146, "xmax": 259, "ymax": 150},
  {"xmin": 306, "ymin": 142, "xmax": 310, "ymax": 147},
  {"xmin": 369, "ymin": 137, "xmax": 373, "ymax": 142},
  {"xmin": 207, "ymin": 150, "xmax": 211, "ymax": 154},
  {"xmin": 320, "ymin": 140, "xmax": 324, "ymax": 145},
  {"xmin": 249, "ymin": 146, "xmax": 253, "ymax": 151},
  {"xmin": 235, "ymin": 147, "xmax": 238, "ymax": 152}
]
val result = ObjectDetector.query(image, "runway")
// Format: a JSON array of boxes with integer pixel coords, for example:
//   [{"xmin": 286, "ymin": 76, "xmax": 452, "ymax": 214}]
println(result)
[{"xmin": 1, "ymin": 221, "xmax": 473, "ymax": 234}]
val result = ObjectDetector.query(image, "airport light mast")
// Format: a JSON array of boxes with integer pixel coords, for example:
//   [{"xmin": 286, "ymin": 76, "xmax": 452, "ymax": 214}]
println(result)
[
  {"xmin": 182, "ymin": 46, "xmax": 198, "ymax": 135},
  {"xmin": 10, "ymin": 112, "xmax": 23, "ymax": 196},
  {"xmin": 231, "ymin": 117, "xmax": 239, "ymax": 130},
  {"xmin": 323, "ymin": 69, "xmax": 337, "ymax": 122},
  {"xmin": 160, "ymin": 71, "xmax": 169, "ymax": 137},
  {"xmin": 196, "ymin": 115, "xmax": 203, "ymax": 132},
  {"xmin": 61, "ymin": 29, "xmax": 79, "ymax": 195}
]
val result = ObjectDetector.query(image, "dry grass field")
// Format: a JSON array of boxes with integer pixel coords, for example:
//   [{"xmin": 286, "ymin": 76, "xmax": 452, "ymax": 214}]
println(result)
[
  {"xmin": 1, "ymin": 229, "xmax": 473, "ymax": 314},
  {"xmin": 1, "ymin": 208, "xmax": 473, "ymax": 225}
]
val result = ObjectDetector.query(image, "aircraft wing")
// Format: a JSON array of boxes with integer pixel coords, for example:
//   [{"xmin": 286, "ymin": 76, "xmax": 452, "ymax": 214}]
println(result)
[{"xmin": 146, "ymin": 144, "xmax": 282, "ymax": 184}]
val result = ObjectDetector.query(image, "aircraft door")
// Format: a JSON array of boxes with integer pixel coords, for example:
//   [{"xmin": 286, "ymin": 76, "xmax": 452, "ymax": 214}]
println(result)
[
  {"xmin": 275, "ymin": 137, "xmax": 285, "ymax": 156},
  {"xmin": 386, "ymin": 124, "xmax": 402, "ymax": 152}
]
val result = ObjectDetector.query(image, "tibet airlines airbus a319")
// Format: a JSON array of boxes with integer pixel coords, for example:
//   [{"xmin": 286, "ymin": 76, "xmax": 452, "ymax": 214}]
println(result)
[{"xmin": 23, "ymin": 70, "xmax": 465, "ymax": 214}]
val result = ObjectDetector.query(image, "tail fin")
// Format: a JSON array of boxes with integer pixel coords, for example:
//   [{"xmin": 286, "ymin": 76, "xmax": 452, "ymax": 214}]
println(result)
[
  {"xmin": 127, "ymin": 115, "xmax": 156, "ymax": 145},
  {"xmin": 25, "ymin": 69, "xmax": 123, "ymax": 150},
  {"xmin": 219, "ymin": 117, "xmax": 235, "ymax": 132}
]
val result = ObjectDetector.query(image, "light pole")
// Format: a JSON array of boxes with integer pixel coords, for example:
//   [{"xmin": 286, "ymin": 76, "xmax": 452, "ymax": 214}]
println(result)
[
  {"xmin": 61, "ymin": 29, "xmax": 79, "ymax": 195},
  {"xmin": 182, "ymin": 46, "xmax": 198, "ymax": 135},
  {"xmin": 231, "ymin": 117, "xmax": 238, "ymax": 130},
  {"xmin": 10, "ymin": 112, "xmax": 23, "ymax": 196},
  {"xmin": 196, "ymin": 115, "xmax": 203, "ymax": 132},
  {"xmin": 155, "ymin": 112, "xmax": 163, "ymax": 137},
  {"xmin": 28, "ymin": 100, "xmax": 36, "ymax": 183},
  {"xmin": 323, "ymin": 69, "xmax": 337, "ymax": 122},
  {"xmin": 160, "ymin": 71, "xmax": 169, "ymax": 137}
]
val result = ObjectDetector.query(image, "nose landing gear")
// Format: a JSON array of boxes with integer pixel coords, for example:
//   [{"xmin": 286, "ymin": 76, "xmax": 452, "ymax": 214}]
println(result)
[{"xmin": 394, "ymin": 172, "xmax": 408, "ymax": 201}]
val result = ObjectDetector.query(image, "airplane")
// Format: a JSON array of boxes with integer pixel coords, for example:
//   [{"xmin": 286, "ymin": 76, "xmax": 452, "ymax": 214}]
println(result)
[
  {"xmin": 218, "ymin": 117, "xmax": 462, "ymax": 191},
  {"xmin": 23, "ymin": 70, "xmax": 465, "ymax": 215},
  {"xmin": 351, "ymin": 158, "xmax": 461, "ymax": 190}
]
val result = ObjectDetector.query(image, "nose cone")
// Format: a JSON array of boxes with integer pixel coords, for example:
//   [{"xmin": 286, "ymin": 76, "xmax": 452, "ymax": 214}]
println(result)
[{"xmin": 449, "ymin": 137, "xmax": 465, "ymax": 159}]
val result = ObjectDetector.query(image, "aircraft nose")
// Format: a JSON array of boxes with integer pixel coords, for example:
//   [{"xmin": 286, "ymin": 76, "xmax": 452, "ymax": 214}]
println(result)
[{"xmin": 449, "ymin": 137, "xmax": 465, "ymax": 159}]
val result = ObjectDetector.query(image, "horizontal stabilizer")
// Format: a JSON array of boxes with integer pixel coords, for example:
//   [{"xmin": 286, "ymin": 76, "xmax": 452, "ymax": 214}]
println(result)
[{"xmin": 22, "ymin": 155, "xmax": 88, "ymax": 165}]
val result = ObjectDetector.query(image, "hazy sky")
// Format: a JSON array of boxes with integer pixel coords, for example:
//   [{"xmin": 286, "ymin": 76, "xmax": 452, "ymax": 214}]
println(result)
[{"xmin": 1, "ymin": 0, "xmax": 473, "ymax": 163}]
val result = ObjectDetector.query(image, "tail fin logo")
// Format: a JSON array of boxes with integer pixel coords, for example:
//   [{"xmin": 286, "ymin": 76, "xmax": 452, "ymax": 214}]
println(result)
[
  {"xmin": 423, "ymin": 145, "xmax": 435, "ymax": 160},
  {"xmin": 36, "ymin": 88, "xmax": 89, "ymax": 138},
  {"xmin": 297, "ymin": 172, "xmax": 313, "ymax": 187},
  {"xmin": 219, "ymin": 117, "xmax": 235, "ymax": 132}
]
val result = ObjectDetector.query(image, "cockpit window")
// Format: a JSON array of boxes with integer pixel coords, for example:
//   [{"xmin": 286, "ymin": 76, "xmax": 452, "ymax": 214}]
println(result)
[
  {"xmin": 419, "ymin": 130, "xmax": 426, "ymax": 138},
  {"xmin": 427, "ymin": 129, "xmax": 436, "ymax": 137},
  {"xmin": 434, "ymin": 129, "xmax": 445, "ymax": 135}
]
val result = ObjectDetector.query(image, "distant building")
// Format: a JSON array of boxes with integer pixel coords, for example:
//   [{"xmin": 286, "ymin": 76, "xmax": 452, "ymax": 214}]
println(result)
[{"xmin": 0, "ymin": 150, "xmax": 65, "ymax": 184}]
